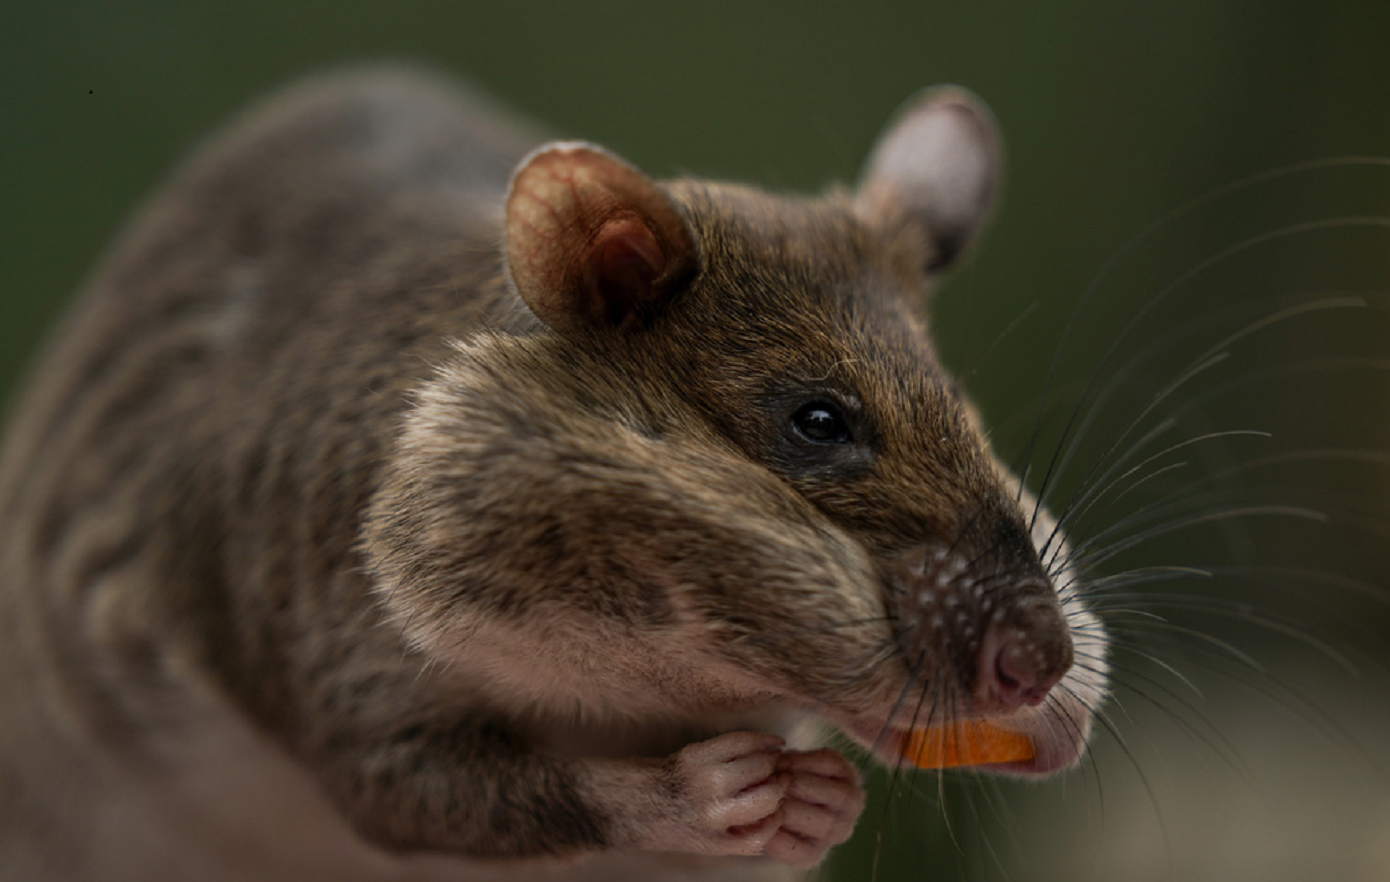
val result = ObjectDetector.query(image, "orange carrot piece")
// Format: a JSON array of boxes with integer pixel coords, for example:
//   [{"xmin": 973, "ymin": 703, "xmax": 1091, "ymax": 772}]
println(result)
[{"xmin": 898, "ymin": 721, "xmax": 1035, "ymax": 769}]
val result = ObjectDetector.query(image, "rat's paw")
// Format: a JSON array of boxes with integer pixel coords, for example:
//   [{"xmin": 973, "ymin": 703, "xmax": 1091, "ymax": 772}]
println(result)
[
  {"xmin": 652, "ymin": 731, "xmax": 791, "ymax": 857},
  {"xmin": 763, "ymin": 748, "xmax": 865, "ymax": 869}
]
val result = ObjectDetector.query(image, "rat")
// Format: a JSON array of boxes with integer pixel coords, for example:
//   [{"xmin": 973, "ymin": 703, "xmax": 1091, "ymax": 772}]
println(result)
[{"xmin": 0, "ymin": 67, "xmax": 1109, "ymax": 881}]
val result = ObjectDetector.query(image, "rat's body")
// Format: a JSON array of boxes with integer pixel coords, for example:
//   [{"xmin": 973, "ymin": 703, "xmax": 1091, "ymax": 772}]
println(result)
[{"xmin": 0, "ymin": 69, "xmax": 1107, "ymax": 880}]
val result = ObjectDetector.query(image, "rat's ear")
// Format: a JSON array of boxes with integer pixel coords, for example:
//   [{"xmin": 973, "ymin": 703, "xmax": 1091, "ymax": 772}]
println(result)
[
  {"xmin": 855, "ymin": 87, "xmax": 1001, "ymax": 271},
  {"xmin": 504, "ymin": 142, "xmax": 697, "ymax": 334}
]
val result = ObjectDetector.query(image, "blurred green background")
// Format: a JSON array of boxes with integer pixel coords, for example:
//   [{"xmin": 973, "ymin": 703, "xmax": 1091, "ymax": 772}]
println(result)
[{"xmin": 5, "ymin": 2, "xmax": 1390, "ymax": 880}]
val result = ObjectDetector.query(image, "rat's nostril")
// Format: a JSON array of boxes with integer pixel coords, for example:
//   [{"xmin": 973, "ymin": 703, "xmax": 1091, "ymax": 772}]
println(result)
[{"xmin": 994, "ymin": 642, "xmax": 1055, "ymax": 707}]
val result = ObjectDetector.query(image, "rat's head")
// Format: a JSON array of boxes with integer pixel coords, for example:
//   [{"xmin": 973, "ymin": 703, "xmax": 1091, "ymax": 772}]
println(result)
[{"xmin": 493, "ymin": 88, "xmax": 1109, "ymax": 775}]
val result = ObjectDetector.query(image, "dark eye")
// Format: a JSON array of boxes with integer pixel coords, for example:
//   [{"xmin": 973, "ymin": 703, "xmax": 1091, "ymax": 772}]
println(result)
[{"xmin": 792, "ymin": 401, "xmax": 854, "ymax": 444}]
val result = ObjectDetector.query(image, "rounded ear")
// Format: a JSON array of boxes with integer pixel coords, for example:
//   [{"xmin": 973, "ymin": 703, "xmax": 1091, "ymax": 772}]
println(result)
[
  {"xmin": 855, "ymin": 86, "xmax": 1001, "ymax": 271},
  {"xmin": 504, "ymin": 141, "xmax": 698, "ymax": 334}
]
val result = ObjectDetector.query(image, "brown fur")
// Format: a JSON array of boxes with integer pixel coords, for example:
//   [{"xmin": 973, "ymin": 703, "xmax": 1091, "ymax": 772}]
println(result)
[{"xmin": 0, "ymin": 67, "xmax": 1106, "ymax": 880}]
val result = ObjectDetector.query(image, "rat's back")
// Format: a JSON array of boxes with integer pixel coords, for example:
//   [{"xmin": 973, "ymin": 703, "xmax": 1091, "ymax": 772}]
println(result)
[{"xmin": 0, "ymin": 69, "xmax": 546, "ymax": 882}]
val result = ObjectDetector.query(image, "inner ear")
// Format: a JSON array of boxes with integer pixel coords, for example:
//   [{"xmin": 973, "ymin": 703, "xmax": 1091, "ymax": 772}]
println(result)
[
  {"xmin": 855, "ymin": 87, "xmax": 1001, "ymax": 271},
  {"xmin": 505, "ymin": 142, "xmax": 697, "ymax": 334},
  {"xmin": 585, "ymin": 214, "xmax": 665, "ymax": 324}
]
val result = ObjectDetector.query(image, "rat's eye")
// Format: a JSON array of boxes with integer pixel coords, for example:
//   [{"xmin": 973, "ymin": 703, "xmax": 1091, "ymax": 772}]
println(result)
[{"xmin": 792, "ymin": 401, "xmax": 854, "ymax": 444}]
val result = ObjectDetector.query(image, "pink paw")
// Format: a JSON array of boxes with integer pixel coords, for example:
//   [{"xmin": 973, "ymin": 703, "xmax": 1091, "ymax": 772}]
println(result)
[
  {"xmin": 655, "ymin": 731, "xmax": 791, "ymax": 857},
  {"xmin": 634, "ymin": 733, "xmax": 865, "ymax": 867},
  {"xmin": 763, "ymin": 748, "xmax": 865, "ymax": 868}
]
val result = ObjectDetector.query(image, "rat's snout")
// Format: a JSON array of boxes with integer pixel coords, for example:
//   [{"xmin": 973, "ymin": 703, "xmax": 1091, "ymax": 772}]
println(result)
[{"xmin": 885, "ymin": 519, "xmax": 1075, "ymax": 716}]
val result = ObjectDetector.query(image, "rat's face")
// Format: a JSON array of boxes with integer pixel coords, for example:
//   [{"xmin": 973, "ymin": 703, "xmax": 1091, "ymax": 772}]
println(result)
[
  {"xmin": 487, "ymin": 87, "xmax": 1109, "ymax": 775},
  {"xmin": 630, "ymin": 183, "xmax": 1107, "ymax": 774}
]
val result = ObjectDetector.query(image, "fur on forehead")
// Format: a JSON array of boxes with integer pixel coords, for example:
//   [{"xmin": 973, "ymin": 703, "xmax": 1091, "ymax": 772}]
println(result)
[
  {"xmin": 637, "ymin": 181, "xmax": 946, "ymax": 396},
  {"xmin": 663, "ymin": 180, "xmax": 937, "ymax": 308}
]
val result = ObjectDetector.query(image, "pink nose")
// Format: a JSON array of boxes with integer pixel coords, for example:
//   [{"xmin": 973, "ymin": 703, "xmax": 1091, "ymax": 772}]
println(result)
[{"xmin": 980, "ymin": 612, "xmax": 1072, "ymax": 711}]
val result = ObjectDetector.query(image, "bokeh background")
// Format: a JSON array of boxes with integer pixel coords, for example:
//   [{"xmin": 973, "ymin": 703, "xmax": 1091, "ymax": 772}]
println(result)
[{"xmin": 6, "ymin": 2, "xmax": 1390, "ymax": 880}]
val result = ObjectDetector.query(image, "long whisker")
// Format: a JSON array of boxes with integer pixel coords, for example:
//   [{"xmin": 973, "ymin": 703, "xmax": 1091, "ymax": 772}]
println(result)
[
  {"xmin": 1043, "ymin": 296, "xmax": 1366, "ymax": 542},
  {"xmin": 1107, "ymin": 624, "xmax": 1387, "ymax": 781},
  {"xmin": 1081, "ymin": 690, "xmax": 1176, "ymax": 875},
  {"xmin": 1067, "ymin": 504, "xmax": 1328, "ymax": 573},
  {"xmin": 1094, "ymin": 594, "xmax": 1361, "ymax": 676},
  {"xmin": 1029, "ymin": 220, "xmax": 1388, "ymax": 538},
  {"xmin": 1050, "ymin": 428, "xmax": 1272, "ymax": 556},
  {"xmin": 1009, "ymin": 156, "xmax": 1390, "ymax": 513},
  {"xmin": 1098, "ymin": 654, "xmax": 1255, "ymax": 782},
  {"xmin": 1055, "ymin": 565, "xmax": 1212, "ymax": 599}
]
